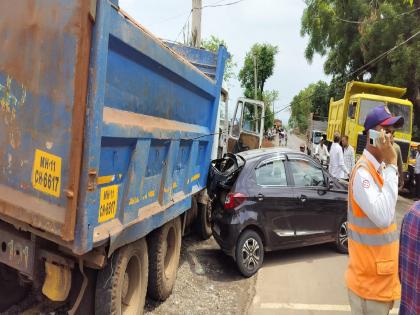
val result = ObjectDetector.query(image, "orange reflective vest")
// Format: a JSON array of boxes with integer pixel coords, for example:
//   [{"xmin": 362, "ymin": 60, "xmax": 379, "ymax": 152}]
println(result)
[{"xmin": 346, "ymin": 155, "xmax": 401, "ymax": 301}]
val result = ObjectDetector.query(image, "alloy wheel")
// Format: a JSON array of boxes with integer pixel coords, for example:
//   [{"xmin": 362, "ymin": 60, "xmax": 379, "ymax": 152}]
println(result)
[{"xmin": 241, "ymin": 238, "xmax": 261, "ymax": 271}]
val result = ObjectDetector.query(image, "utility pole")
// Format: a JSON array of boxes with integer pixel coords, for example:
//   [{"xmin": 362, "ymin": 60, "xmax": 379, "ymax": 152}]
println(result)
[
  {"xmin": 253, "ymin": 54, "xmax": 258, "ymax": 99},
  {"xmin": 191, "ymin": 0, "xmax": 202, "ymax": 48}
]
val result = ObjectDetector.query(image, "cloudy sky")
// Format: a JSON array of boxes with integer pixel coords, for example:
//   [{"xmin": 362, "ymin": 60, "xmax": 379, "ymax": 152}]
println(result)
[{"xmin": 119, "ymin": 0, "xmax": 330, "ymax": 124}]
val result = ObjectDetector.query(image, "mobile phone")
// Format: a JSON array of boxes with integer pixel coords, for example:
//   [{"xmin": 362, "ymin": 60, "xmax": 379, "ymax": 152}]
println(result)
[{"xmin": 369, "ymin": 129, "xmax": 381, "ymax": 146}]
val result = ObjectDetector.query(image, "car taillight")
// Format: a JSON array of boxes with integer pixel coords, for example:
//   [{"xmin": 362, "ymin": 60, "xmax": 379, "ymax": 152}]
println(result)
[{"xmin": 224, "ymin": 192, "xmax": 247, "ymax": 211}]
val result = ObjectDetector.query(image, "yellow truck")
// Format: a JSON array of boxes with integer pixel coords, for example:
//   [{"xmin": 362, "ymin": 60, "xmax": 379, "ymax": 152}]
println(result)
[{"xmin": 327, "ymin": 81, "xmax": 413, "ymax": 173}]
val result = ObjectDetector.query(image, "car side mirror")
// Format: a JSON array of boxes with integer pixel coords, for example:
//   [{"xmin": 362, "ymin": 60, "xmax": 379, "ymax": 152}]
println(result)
[{"xmin": 328, "ymin": 179, "xmax": 334, "ymax": 190}]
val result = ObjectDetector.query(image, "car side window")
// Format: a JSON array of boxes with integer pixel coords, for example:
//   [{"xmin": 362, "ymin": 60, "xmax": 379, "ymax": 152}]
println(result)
[
  {"xmin": 255, "ymin": 159, "xmax": 287, "ymax": 186},
  {"xmin": 289, "ymin": 159, "xmax": 325, "ymax": 187}
]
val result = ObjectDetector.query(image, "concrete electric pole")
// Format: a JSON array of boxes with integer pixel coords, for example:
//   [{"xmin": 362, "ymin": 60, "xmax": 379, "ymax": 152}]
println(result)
[
  {"xmin": 191, "ymin": 0, "xmax": 202, "ymax": 48},
  {"xmin": 253, "ymin": 54, "xmax": 258, "ymax": 99}
]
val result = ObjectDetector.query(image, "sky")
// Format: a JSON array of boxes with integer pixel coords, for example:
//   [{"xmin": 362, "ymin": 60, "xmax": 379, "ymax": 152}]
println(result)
[{"xmin": 119, "ymin": 0, "xmax": 330, "ymax": 125}]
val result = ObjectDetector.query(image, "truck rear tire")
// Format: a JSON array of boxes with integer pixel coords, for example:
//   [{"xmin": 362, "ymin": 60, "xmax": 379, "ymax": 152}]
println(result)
[
  {"xmin": 95, "ymin": 238, "xmax": 148, "ymax": 315},
  {"xmin": 0, "ymin": 264, "xmax": 30, "ymax": 312},
  {"xmin": 147, "ymin": 217, "xmax": 181, "ymax": 301},
  {"xmin": 196, "ymin": 202, "xmax": 212, "ymax": 240}
]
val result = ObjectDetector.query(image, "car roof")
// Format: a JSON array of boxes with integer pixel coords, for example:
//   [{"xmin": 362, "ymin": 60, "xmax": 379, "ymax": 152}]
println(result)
[{"xmin": 237, "ymin": 147, "xmax": 305, "ymax": 161}]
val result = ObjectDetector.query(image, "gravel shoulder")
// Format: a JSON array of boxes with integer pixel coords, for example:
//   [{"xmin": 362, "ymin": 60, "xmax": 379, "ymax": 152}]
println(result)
[{"xmin": 145, "ymin": 234, "xmax": 256, "ymax": 315}]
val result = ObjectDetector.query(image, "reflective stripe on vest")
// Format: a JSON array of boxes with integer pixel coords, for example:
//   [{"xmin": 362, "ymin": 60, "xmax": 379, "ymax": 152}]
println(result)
[
  {"xmin": 347, "ymin": 157, "xmax": 397, "ymax": 246},
  {"xmin": 348, "ymin": 229, "xmax": 399, "ymax": 246}
]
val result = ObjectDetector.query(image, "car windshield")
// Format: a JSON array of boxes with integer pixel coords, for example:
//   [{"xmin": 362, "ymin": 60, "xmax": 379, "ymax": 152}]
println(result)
[{"xmin": 358, "ymin": 99, "xmax": 411, "ymax": 133}]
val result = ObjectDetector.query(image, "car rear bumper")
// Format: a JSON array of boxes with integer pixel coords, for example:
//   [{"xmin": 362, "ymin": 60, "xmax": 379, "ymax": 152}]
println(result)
[{"xmin": 212, "ymin": 212, "xmax": 241, "ymax": 257}]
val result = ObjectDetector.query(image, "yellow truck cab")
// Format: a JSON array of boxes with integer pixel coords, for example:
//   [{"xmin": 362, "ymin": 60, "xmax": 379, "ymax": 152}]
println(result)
[{"xmin": 327, "ymin": 81, "xmax": 413, "ymax": 172}]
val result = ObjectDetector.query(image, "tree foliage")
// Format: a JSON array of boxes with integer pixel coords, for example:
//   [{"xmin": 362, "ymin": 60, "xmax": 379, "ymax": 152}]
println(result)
[
  {"xmin": 238, "ymin": 44, "xmax": 278, "ymax": 132},
  {"xmin": 201, "ymin": 35, "xmax": 237, "ymax": 84},
  {"xmin": 238, "ymin": 44, "xmax": 279, "ymax": 100},
  {"xmin": 288, "ymin": 81, "xmax": 331, "ymax": 132},
  {"xmin": 262, "ymin": 90, "xmax": 279, "ymax": 131},
  {"xmin": 301, "ymin": 0, "xmax": 420, "ymax": 135}
]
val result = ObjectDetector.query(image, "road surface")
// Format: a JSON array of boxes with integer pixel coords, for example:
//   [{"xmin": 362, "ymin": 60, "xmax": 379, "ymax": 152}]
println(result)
[{"xmin": 249, "ymin": 131, "xmax": 412, "ymax": 315}]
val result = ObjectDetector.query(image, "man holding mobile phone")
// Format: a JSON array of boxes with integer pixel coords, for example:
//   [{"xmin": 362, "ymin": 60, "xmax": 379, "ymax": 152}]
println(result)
[{"xmin": 346, "ymin": 105, "xmax": 403, "ymax": 315}]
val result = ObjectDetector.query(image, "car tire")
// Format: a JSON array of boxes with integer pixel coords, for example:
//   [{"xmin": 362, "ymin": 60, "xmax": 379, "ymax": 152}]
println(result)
[
  {"xmin": 335, "ymin": 218, "xmax": 348, "ymax": 254},
  {"xmin": 196, "ymin": 202, "xmax": 212, "ymax": 240},
  {"xmin": 95, "ymin": 238, "xmax": 148, "ymax": 315},
  {"xmin": 147, "ymin": 217, "xmax": 182, "ymax": 301},
  {"xmin": 235, "ymin": 230, "xmax": 264, "ymax": 277}
]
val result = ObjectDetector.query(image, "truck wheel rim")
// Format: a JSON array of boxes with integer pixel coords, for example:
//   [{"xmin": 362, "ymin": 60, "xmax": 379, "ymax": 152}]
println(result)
[
  {"xmin": 339, "ymin": 222, "xmax": 348, "ymax": 247},
  {"xmin": 242, "ymin": 238, "xmax": 260, "ymax": 271},
  {"xmin": 121, "ymin": 255, "xmax": 141, "ymax": 313}
]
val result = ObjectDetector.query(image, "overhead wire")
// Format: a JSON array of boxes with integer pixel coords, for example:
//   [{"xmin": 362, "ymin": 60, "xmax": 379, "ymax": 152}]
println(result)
[
  {"xmin": 174, "ymin": 0, "xmax": 246, "ymax": 43},
  {"xmin": 348, "ymin": 29, "xmax": 420, "ymax": 77},
  {"xmin": 334, "ymin": 6, "xmax": 420, "ymax": 24}
]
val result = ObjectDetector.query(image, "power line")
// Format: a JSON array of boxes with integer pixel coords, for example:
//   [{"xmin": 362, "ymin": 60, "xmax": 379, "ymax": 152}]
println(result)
[
  {"xmin": 149, "ymin": 10, "xmax": 192, "ymax": 27},
  {"xmin": 174, "ymin": 9, "xmax": 193, "ymax": 43},
  {"xmin": 349, "ymin": 29, "xmax": 420, "ymax": 77},
  {"xmin": 334, "ymin": 6, "xmax": 420, "ymax": 24},
  {"xmin": 201, "ymin": 0, "xmax": 246, "ymax": 9},
  {"xmin": 174, "ymin": 0, "xmax": 246, "ymax": 43}
]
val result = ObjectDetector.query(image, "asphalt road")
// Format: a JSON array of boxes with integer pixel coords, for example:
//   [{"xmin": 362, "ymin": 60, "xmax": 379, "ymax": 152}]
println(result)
[{"xmin": 249, "ymin": 132, "xmax": 413, "ymax": 315}]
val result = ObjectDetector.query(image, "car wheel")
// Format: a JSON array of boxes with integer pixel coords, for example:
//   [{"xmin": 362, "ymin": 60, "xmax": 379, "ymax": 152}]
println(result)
[
  {"xmin": 335, "ymin": 218, "xmax": 348, "ymax": 254},
  {"xmin": 235, "ymin": 230, "xmax": 264, "ymax": 277}
]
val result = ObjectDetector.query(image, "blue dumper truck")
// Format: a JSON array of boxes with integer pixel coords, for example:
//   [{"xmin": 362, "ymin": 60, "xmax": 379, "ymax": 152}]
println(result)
[{"xmin": 0, "ymin": 0, "xmax": 228, "ymax": 313}]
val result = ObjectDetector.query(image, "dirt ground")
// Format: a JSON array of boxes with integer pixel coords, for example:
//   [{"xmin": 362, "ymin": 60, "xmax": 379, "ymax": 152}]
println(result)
[{"xmin": 145, "ymin": 234, "xmax": 256, "ymax": 315}]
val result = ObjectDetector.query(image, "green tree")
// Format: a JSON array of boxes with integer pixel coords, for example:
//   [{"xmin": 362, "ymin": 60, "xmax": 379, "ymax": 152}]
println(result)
[
  {"xmin": 238, "ymin": 43, "xmax": 279, "ymax": 100},
  {"xmin": 262, "ymin": 90, "xmax": 279, "ymax": 131},
  {"xmin": 288, "ymin": 81, "xmax": 331, "ymax": 132},
  {"xmin": 301, "ymin": 0, "xmax": 420, "ymax": 134},
  {"xmin": 201, "ymin": 35, "xmax": 237, "ymax": 84}
]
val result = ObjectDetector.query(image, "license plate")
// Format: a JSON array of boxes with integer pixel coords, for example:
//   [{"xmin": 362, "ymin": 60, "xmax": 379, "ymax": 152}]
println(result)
[{"xmin": 0, "ymin": 228, "xmax": 35, "ymax": 277}]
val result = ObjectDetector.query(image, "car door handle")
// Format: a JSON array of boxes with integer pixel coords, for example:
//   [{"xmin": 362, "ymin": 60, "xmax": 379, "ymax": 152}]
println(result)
[
  {"xmin": 299, "ymin": 195, "xmax": 307, "ymax": 203},
  {"xmin": 257, "ymin": 193, "xmax": 264, "ymax": 201}
]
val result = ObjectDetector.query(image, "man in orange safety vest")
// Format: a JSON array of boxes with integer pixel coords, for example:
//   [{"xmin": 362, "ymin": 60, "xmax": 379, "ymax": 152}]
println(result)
[{"xmin": 346, "ymin": 105, "xmax": 404, "ymax": 315}]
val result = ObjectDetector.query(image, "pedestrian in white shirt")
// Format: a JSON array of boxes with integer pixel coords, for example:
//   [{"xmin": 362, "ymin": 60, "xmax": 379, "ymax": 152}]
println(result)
[
  {"xmin": 315, "ymin": 138, "xmax": 329, "ymax": 166},
  {"xmin": 329, "ymin": 133, "xmax": 349, "ymax": 179},
  {"xmin": 346, "ymin": 105, "xmax": 404, "ymax": 315},
  {"xmin": 415, "ymin": 145, "xmax": 420, "ymax": 199},
  {"xmin": 342, "ymin": 135, "xmax": 355, "ymax": 180}
]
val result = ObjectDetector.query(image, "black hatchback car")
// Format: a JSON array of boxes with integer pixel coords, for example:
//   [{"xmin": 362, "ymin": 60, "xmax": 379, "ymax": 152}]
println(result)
[{"xmin": 208, "ymin": 148, "xmax": 348, "ymax": 277}]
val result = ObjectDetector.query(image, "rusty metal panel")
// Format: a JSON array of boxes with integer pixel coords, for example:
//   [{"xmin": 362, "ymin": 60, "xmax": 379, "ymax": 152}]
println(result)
[
  {"xmin": 0, "ymin": 1, "xmax": 92, "ymax": 241},
  {"xmin": 0, "ymin": 223, "xmax": 35, "ymax": 278}
]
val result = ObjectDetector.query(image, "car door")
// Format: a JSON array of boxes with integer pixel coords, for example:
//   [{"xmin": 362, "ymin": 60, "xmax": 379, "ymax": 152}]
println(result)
[
  {"xmin": 286, "ymin": 155, "xmax": 343, "ymax": 242},
  {"xmin": 250, "ymin": 156, "xmax": 298, "ymax": 248}
]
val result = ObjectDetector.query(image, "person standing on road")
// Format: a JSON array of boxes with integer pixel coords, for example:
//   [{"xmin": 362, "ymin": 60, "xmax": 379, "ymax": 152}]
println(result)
[
  {"xmin": 315, "ymin": 138, "xmax": 329, "ymax": 166},
  {"xmin": 415, "ymin": 145, "xmax": 420, "ymax": 200},
  {"xmin": 342, "ymin": 135, "xmax": 355, "ymax": 179},
  {"xmin": 299, "ymin": 143, "xmax": 305, "ymax": 153},
  {"xmin": 390, "ymin": 133, "xmax": 404, "ymax": 190},
  {"xmin": 285, "ymin": 131, "xmax": 288, "ymax": 147},
  {"xmin": 398, "ymin": 201, "xmax": 420, "ymax": 315},
  {"xmin": 346, "ymin": 105, "xmax": 404, "ymax": 315},
  {"xmin": 329, "ymin": 133, "xmax": 349, "ymax": 179}
]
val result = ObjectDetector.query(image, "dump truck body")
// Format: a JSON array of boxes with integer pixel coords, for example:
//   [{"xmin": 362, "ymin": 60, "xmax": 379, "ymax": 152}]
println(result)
[
  {"xmin": 0, "ymin": 0, "xmax": 227, "ymax": 284},
  {"xmin": 327, "ymin": 81, "xmax": 413, "ymax": 171}
]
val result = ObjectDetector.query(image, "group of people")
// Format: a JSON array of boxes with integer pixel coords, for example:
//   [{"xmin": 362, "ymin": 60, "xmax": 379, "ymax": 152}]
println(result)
[{"xmin": 301, "ymin": 133, "xmax": 356, "ymax": 180}]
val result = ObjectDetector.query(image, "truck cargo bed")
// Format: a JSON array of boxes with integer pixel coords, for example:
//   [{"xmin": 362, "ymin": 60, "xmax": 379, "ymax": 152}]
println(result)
[{"xmin": 0, "ymin": 0, "xmax": 227, "ymax": 255}]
